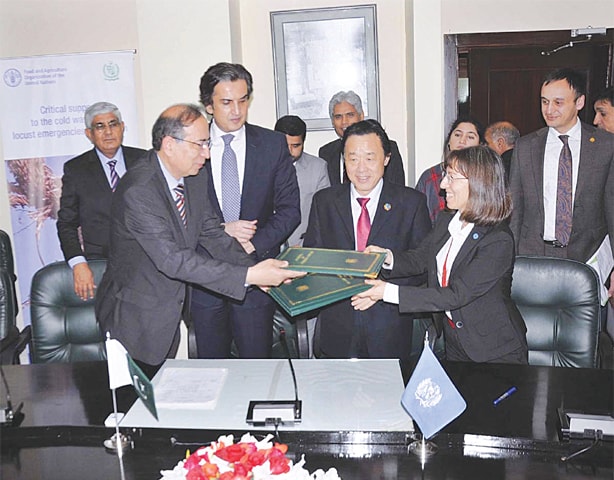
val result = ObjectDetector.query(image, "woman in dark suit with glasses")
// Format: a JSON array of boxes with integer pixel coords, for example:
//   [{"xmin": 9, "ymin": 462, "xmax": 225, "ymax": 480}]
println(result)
[{"xmin": 352, "ymin": 145, "xmax": 528, "ymax": 364}]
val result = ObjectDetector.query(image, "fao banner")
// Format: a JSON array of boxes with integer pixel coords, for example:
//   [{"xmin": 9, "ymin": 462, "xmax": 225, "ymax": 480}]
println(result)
[{"xmin": 0, "ymin": 50, "xmax": 138, "ymax": 325}]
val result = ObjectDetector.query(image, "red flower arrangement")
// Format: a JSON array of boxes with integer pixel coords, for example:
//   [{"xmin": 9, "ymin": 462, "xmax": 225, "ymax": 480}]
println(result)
[{"xmin": 159, "ymin": 433, "xmax": 341, "ymax": 480}]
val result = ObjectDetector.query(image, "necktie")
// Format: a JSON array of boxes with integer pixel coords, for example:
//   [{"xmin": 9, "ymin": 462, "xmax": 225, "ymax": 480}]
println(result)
[
  {"xmin": 555, "ymin": 135, "xmax": 572, "ymax": 246},
  {"xmin": 356, "ymin": 197, "xmax": 371, "ymax": 251},
  {"xmin": 174, "ymin": 183, "xmax": 187, "ymax": 227},
  {"xmin": 221, "ymin": 134, "xmax": 241, "ymax": 222},
  {"xmin": 107, "ymin": 160, "xmax": 119, "ymax": 192}
]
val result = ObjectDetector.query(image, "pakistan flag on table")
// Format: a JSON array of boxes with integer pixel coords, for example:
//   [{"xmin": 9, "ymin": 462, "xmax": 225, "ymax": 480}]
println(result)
[{"xmin": 106, "ymin": 335, "xmax": 158, "ymax": 420}]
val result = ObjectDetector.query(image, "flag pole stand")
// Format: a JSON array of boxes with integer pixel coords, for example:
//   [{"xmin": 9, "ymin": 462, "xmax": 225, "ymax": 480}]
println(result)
[
  {"xmin": 407, "ymin": 433, "xmax": 438, "ymax": 460},
  {"xmin": 103, "ymin": 388, "xmax": 132, "ymax": 455},
  {"xmin": 407, "ymin": 331, "xmax": 439, "ymax": 461}
]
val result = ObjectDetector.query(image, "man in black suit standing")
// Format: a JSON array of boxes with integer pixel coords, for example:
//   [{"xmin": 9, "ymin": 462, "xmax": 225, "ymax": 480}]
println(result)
[
  {"xmin": 57, "ymin": 102, "xmax": 145, "ymax": 301},
  {"xmin": 510, "ymin": 68, "xmax": 614, "ymax": 301},
  {"xmin": 304, "ymin": 120, "xmax": 431, "ymax": 360},
  {"xmin": 190, "ymin": 63, "xmax": 300, "ymax": 358},
  {"xmin": 318, "ymin": 91, "xmax": 406, "ymax": 186},
  {"xmin": 96, "ymin": 104, "xmax": 303, "ymax": 368}
]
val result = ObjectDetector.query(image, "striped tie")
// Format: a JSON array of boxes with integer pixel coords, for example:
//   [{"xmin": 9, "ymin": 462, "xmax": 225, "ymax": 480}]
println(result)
[
  {"xmin": 107, "ymin": 160, "xmax": 119, "ymax": 192},
  {"xmin": 174, "ymin": 183, "xmax": 187, "ymax": 227}
]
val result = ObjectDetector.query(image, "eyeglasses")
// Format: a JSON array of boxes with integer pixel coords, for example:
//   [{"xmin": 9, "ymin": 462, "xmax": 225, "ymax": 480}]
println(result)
[
  {"xmin": 91, "ymin": 120, "xmax": 122, "ymax": 132},
  {"xmin": 441, "ymin": 171, "xmax": 468, "ymax": 182},
  {"xmin": 170, "ymin": 136, "xmax": 211, "ymax": 149}
]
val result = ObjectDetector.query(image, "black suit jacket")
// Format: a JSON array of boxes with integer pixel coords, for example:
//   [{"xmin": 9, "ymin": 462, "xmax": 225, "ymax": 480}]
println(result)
[
  {"xmin": 318, "ymin": 138, "xmax": 406, "ymax": 186},
  {"xmin": 509, "ymin": 123, "xmax": 614, "ymax": 262},
  {"xmin": 389, "ymin": 212, "xmax": 527, "ymax": 363},
  {"xmin": 96, "ymin": 150, "xmax": 254, "ymax": 365},
  {"xmin": 203, "ymin": 123, "xmax": 300, "ymax": 261},
  {"xmin": 303, "ymin": 181, "xmax": 431, "ymax": 359},
  {"xmin": 57, "ymin": 145, "xmax": 146, "ymax": 261}
]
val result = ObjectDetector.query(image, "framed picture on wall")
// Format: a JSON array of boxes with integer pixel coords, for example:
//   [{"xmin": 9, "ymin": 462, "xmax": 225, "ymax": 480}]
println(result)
[{"xmin": 271, "ymin": 5, "xmax": 379, "ymax": 131}]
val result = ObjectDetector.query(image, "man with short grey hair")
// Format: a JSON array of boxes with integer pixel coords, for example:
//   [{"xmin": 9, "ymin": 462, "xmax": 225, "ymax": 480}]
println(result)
[
  {"xmin": 57, "ymin": 101, "xmax": 146, "ymax": 301},
  {"xmin": 318, "ymin": 90, "xmax": 406, "ymax": 186},
  {"xmin": 485, "ymin": 120, "xmax": 520, "ymax": 178}
]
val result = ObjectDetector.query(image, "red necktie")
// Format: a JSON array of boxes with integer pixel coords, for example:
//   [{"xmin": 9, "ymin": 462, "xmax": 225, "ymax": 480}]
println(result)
[
  {"xmin": 356, "ymin": 197, "xmax": 371, "ymax": 251},
  {"xmin": 441, "ymin": 239, "xmax": 455, "ymax": 329}
]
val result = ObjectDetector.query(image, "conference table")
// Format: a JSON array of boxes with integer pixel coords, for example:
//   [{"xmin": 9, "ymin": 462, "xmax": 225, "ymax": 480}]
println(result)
[{"xmin": 1, "ymin": 359, "xmax": 612, "ymax": 479}]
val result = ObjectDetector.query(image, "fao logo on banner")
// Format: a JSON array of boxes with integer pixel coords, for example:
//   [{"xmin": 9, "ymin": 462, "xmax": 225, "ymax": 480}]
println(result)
[
  {"xmin": 103, "ymin": 62, "xmax": 120, "ymax": 81},
  {"xmin": 3, "ymin": 68, "xmax": 22, "ymax": 87}
]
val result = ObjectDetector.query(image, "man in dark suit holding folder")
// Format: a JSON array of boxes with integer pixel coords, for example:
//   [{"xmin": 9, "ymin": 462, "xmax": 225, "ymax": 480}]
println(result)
[
  {"xmin": 304, "ymin": 120, "xmax": 431, "ymax": 360},
  {"xmin": 96, "ymin": 104, "xmax": 303, "ymax": 368}
]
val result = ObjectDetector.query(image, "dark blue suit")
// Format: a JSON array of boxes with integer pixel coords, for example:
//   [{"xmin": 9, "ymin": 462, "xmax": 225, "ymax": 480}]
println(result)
[
  {"xmin": 303, "ymin": 181, "xmax": 431, "ymax": 360},
  {"xmin": 191, "ymin": 123, "xmax": 300, "ymax": 358}
]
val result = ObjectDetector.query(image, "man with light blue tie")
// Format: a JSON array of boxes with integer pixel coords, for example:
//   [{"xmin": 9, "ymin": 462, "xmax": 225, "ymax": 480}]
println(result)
[
  {"xmin": 190, "ymin": 63, "xmax": 300, "ymax": 358},
  {"xmin": 57, "ymin": 101, "xmax": 145, "ymax": 301}
]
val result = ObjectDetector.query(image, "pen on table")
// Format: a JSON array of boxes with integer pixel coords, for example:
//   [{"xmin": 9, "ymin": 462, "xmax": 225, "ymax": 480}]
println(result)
[{"xmin": 493, "ymin": 386, "xmax": 517, "ymax": 406}]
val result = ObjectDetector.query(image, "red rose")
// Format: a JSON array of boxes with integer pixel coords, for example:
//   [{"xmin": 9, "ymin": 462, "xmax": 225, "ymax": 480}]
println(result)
[
  {"xmin": 233, "ymin": 462, "xmax": 250, "ymax": 476},
  {"xmin": 216, "ymin": 444, "xmax": 245, "ymax": 463},
  {"xmin": 186, "ymin": 468, "xmax": 207, "ymax": 480},
  {"xmin": 269, "ymin": 455, "xmax": 291, "ymax": 474},
  {"xmin": 244, "ymin": 450, "xmax": 266, "ymax": 468}
]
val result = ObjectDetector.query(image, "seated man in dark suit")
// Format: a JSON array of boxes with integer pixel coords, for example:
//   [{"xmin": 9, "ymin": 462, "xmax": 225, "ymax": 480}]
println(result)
[
  {"xmin": 318, "ymin": 91, "xmax": 406, "ymax": 186},
  {"xmin": 304, "ymin": 120, "xmax": 431, "ymax": 360},
  {"xmin": 56, "ymin": 102, "xmax": 146, "ymax": 301}
]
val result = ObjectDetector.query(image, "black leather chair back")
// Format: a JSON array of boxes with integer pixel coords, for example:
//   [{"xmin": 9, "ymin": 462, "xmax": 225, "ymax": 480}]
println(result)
[
  {"xmin": 511, "ymin": 255, "xmax": 601, "ymax": 368},
  {"xmin": 30, "ymin": 260, "xmax": 107, "ymax": 363},
  {"xmin": 0, "ymin": 230, "xmax": 18, "ymax": 338}
]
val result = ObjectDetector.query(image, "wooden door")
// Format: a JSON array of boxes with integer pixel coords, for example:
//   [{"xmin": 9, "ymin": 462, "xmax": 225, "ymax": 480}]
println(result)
[{"xmin": 457, "ymin": 31, "xmax": 613, "ymax": 136}]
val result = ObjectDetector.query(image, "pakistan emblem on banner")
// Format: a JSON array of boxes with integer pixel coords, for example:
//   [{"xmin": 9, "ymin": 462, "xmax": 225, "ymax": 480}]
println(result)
[{"xmin": 103, "ymin": 62, "xmax": 120, "ymax": 81}]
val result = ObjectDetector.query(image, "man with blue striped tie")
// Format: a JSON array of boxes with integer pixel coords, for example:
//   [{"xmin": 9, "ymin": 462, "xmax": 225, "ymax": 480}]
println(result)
[
  {"xmin": 190, "ymin": 63, "xmax": 301, "ymax": 359},
  {"xmin": 57, "ymin": 101, "xmax": 146, "ymax": 301},
  {"xmin": 96, "ymin": 103, "xmax": 304, "ymax": 368}
]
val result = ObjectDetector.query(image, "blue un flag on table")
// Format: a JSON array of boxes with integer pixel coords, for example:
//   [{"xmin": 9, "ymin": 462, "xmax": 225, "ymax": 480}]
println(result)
[{"xmin": 401, "ymin": 342, "xmax": 466, "ymax": 439}]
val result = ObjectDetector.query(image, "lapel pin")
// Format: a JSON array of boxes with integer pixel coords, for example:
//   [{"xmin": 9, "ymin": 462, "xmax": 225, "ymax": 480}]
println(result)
[
  {"xmin": 472, "ymin": 233, "xmax": 479, "ymax": 240},
  {"xmin": 589, "ymin": 137, "xmax": 596, "ymax": 143},
  {"xmin": 383, "ymin": 203, "xmax": 391, "ymax": 211}
]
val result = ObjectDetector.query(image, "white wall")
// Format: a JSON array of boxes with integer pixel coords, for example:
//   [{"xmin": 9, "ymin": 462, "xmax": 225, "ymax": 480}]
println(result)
[{"xmin": 234, "ymin": 0, "xmax": 409, "ymax": 182}]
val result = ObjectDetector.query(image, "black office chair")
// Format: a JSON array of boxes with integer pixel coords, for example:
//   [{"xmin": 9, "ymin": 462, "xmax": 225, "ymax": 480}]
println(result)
[
  {"xmin": 511, "ymin": 255, "xmax": 602, "ymax": 368},
  {"xmin": 0, "ymin": 230, "xmax": 30, "ymax": 364},
  {"xmin": 29, "ymin": 260, "xmax": 107, "ymax": 363}
]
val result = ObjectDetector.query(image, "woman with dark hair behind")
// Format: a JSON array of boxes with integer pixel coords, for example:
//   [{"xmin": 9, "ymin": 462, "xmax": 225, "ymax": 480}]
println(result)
[
  {"xmin": 415, "ymin": 116, "xmax": 484, "ymax": 225},
  {"xmin": 352, "ymin": 145, "xmax": 528, "ymax": 364}
]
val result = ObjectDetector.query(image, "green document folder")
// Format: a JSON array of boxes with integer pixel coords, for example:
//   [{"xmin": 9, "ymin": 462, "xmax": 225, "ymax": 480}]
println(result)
[
  {"xmin": 276, "ymin": 247, "xmax": 386, "ymax": 279},
  {"xmin": 268, "ymin": 273, "xmax": 372, "ymax": 317}
]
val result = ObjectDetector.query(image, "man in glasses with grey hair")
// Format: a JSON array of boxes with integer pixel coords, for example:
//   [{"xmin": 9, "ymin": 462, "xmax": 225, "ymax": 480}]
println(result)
[{"xmin": 57, "ymin": 101, "xmax": 146, "ymax": 301}]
